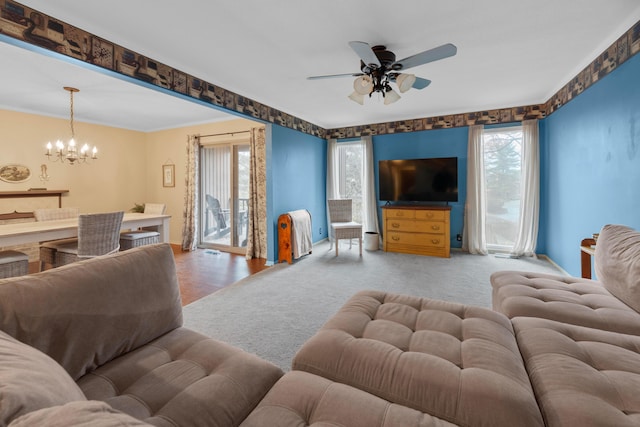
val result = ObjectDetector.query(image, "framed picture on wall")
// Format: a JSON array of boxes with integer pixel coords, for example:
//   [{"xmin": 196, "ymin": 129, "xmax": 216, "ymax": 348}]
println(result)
[
  {"xmin": 162, "ymin": 164, "xmax": 175, "ymax": 187},
  {"xmin": 0, "ymin": 164, "xmax": 31, "ymax": 183}
]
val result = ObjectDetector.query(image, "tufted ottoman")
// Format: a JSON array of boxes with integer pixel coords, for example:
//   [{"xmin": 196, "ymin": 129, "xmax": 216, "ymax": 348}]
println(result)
[
  {"xmin": 241, "ymin": 371, "xmax": 458, "ymax": 427},
  {"xmin": 491, "ymin": 270, "xmax": 640, "ymax": 334},
  {"xmin": 292, "ymin": 290, "xmax": 544, "ymax": 427},
  {"xmin": 513, "ymin": 316, "xmax": 640, "ymax": 427}
]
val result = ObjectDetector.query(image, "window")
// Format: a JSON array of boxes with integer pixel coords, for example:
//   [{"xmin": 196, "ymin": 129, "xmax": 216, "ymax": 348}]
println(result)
[
  {"xmin": 483, "ymin": 126, "xmax": 523, "ymax": 252},
  {"xmin": 335, "ymin": 142, "xmax": 364, "ymax": 223}
]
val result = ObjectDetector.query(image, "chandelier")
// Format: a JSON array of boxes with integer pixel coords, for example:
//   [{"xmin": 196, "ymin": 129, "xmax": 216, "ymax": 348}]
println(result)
[{"xmin": 45, "ymin": 87, "xmax": 97, "ymax": 164}]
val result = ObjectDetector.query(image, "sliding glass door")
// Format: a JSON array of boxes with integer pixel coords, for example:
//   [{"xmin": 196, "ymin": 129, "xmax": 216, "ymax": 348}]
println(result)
[{"xmin": 199, "ymin": 140, "xmax": 250, "ymax": 254}]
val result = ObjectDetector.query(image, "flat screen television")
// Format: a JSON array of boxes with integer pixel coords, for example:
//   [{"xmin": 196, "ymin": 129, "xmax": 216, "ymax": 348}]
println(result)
[{"xmin": 379, "ymin": 157, "xmax": 458, "ymax": 203}]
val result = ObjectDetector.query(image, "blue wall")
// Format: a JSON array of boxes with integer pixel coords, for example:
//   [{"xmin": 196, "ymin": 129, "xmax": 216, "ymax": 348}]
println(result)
[
  {"xmin": 540, "ymin": 53, "xmax": 640, "ymax": 276},
  {"xmin": 373, "ymin": 127, "xmax": 469, "ymax": 248},
  {"xmin": 265, "ymin": 53, "xmax": 640, "ymax": 274},
  {"xmin": 269, "ymin": 124, "xmax": 327, "ymax": 263}
]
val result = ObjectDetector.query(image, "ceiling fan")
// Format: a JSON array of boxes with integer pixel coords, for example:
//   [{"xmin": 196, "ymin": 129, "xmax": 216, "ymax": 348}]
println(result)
[{"xmin": 308, "ymin": 41, "xmax": 457, "ymax": 105}]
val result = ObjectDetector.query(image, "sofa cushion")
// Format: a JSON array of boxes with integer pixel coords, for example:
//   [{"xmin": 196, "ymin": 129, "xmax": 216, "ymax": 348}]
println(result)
[
  {"xmin": 9, "ymin": 401, "xmax": 152, "ymax": 427},
  {"xmin": 0, "ymin": 243, "xmax": 183, "ymax": 380},
  {"xmin": 292, "ymin": 290, "xmax": 544, "ymax": 427},
  {"xmin": 241, "ymin": 371, "xmax": 458, "ymax": 427},
  {"xmin": 513, "ymin": 317, "xmax": 640, "ymax": 427},
  {"xmin": 595, "ymin": 224, "xmax": 640, "ymax": 312},
  {"xmin": 491, "ymin": 270, "xmax": 640, "ymax": 334},
  {"xmin": 77, "ymin": 327, "xmax": 283, "ymax": 427},
  {"xmin": 0, "ymin": 330, "xmax": 86, "ymax": 425}
]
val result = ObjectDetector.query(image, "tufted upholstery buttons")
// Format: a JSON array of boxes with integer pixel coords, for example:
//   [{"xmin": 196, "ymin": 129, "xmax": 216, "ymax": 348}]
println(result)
[
  {"xmin": 491, "ymin": 270, "xmax": 640, "ymax": 335},
  {"xmin": 293, "ymin": 290, "xmax": 544, "ymax": 427}
]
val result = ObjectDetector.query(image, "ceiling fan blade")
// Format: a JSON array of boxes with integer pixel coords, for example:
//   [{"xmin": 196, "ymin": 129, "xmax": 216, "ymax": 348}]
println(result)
[
  {"xmin": 394, "ymin": 43, "xmax": 457, "ymax": 70},
  {"xmin": 348, "ymin": 41, "xmax": 381, "ymax": 68},
  {"xmin": 412, "ymin": 77, "xmax": 431, "ymax": 89},
  {"xmin": 307, "ymin": 72, "xmax": 364, "ymax": 80}
]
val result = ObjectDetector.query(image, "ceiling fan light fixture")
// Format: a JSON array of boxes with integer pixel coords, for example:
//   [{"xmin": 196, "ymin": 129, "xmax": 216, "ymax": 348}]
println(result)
[
  {"xmin": 353, "ymin": 75, "xmax": 373, "ymax": 95},
  {"xmin": 396, "ymin": 73, "xmax": 416, "ymax": 93},
  {"xmin": 383, "ymin": 88, "xmax": 401, "ymax": 105},
  {"xmin": 348, "ymin": 91, "xmax": 365, "ymax": 105}
]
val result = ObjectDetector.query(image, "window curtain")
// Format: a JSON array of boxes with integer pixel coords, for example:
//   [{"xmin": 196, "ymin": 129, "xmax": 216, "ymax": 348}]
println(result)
[
  {"xmin": 326, "ymin": 138, "xmax": 339, "ymax": 246},
  {"xmin": 245, "ymin": 127, "xmax": 268, "ymax": 259},
  {"xmin": 512, "ymin": 119, "xmax": 540, "ymax": 256},
  {"xmin": 181, "ymin": 134, "xmax": 200, "ymax": 251},
  {"xmin": 361, "ymin": 136, "xmax": 380, "ymax": 237},
  {"xmin": 463, "ymin": 124, "xmax": 487, "ymax": 254},
  {"xmin": 325, "ymin": 137, "xmax": 378, "ymax": 244}
]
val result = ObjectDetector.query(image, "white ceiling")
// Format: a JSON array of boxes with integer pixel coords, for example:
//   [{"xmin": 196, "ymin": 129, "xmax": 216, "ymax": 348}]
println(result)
[{"xmin": 2, "ymin": 1, "xmax": 640, "ymax": 132}]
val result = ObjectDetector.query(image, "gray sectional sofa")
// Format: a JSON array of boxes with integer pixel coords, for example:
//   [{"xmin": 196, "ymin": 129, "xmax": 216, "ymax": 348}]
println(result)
[
  {"xmin": 0, "ymin": 244, "xmax": 283, "ymax": 427},
  {"xmin": 1, "ymin": 223, "xmax": 639, "ymax": 426}
]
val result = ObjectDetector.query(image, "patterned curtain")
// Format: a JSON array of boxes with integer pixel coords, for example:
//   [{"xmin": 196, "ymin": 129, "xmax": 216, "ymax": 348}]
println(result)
[
  {"xmin": 245, "ymin": 127, "xmax": 267, "ymax": 259},
  {"xmin": 181, "ymin": 134, "xmax": 200, "ymax": 251}
]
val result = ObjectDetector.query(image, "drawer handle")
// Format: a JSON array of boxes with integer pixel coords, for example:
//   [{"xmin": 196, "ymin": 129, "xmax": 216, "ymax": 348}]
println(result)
[
  {"xmin": 396, "ymin": 212, "xmax": 404, "ymax": 216},
  {"xmin": 431, "ymin": 239, "xmax": 440, "ymax": 244},
  {"xmin": 392, "ymin": 236, "xmax": 400, "ymax": 241},
  {"xmin": 426, "ymin": 213, "xmax": 434, "ymax": 218},
  {"xmin": 431, "ymin": 225, "xmax": 440, "ymax": 231},
  {"xmin": 391, "ymin": 222, "xmax": 400, "ymax": 228}
]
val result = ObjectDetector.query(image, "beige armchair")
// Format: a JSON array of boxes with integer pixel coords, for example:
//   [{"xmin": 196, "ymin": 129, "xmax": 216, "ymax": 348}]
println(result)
[
  {"xmin": 328, "ymin": 199, "xmax": 362, "ymax": 256},
  {"xmin": 43, "ymin": 211, "xmax": 125, "ymax": 267}
]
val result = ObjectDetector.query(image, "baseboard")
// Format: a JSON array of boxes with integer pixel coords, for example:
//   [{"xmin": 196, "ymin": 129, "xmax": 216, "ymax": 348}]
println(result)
[
  {"xmin": 537, "ymin": 254, "xmax": 570, "ymax": 276},
  {"xmin": 313, "ymin": 237, "xmax": 328, "ymax": 246}
]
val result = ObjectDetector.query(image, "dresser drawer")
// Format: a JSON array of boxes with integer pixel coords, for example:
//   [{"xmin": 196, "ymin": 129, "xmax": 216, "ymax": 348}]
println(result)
[
  {"xmin": 386, "ymin": 231, "xmax": 446, "ymax": 248},
  {"xmin": 385, "ymin": 209, "xmax": 415, "ymax": 219},
  {"xmin": 415, "ymin": 210, "xmax": 446, "ymax": 221},
  {"xmin": 387, "ymin": 219, "xmax": 446, "ymax": 234}
]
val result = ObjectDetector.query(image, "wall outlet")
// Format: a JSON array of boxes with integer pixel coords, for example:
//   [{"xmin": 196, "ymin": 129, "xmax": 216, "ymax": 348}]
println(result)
[{"xmin": 456, "ymin": 234, "xmax": 462, "ymax": 241}]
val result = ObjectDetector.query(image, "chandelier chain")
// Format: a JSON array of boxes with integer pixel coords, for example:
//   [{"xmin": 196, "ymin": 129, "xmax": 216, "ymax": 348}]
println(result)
[{"xmin": 69, "ymin": 88, "xmax": 75, "ymax": 139}]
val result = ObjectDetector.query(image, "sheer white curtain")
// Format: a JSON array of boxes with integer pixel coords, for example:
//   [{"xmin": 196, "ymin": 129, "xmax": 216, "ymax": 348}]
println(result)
[
  {"xmin": 361, "ymin": 136, "xmax": 380, "ymax": 236},
  {"xmin": 326, "ymin": 138, "xmax": 340, "ymax": 246},
  {"xmin": 463, "ymin": 125, "xmax": 487, "ymax": 254},
  {"xmin": 512, "ymin": 119, "xmax": 539, "ymax": 256},
  {"xmin": 181, "ymin": 134, "xmax": 200, "ymax": 251}
]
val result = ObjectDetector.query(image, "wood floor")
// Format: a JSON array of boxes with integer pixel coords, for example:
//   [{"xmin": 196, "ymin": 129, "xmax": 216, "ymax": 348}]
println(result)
[{"xmin": 171, "ymin": 245, "xmax": 269, "ymax": 306}]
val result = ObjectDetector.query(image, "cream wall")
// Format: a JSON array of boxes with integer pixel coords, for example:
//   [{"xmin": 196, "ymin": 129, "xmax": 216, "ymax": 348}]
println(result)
[
  {"xmin": 0, "ymin": 109, "xmax": 147, "ymax": 213},
  {"xmin": 1, "ymin": 108, "xmax": 262, "ymax": 246},
  {"xmin": 144, "ymin": 117, "xmax": 262, "ymax": 245}
]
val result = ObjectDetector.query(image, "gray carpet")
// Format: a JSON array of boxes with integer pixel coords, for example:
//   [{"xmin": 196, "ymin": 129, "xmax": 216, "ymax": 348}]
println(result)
[{"xmin": 183, "ymin": 240, "xmax": 564, "ymax": 372}]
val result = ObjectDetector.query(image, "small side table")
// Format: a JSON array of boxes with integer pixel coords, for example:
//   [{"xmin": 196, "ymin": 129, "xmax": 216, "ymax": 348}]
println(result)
[{"xmin": 580, "ymin": 238, "xmax": 596, "ymax": 279}]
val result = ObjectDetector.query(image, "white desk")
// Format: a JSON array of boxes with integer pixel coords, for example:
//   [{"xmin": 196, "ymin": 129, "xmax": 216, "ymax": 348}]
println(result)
[{"xmin": 0, "ymin": 213, "xmax": 171, "ymax": 247}]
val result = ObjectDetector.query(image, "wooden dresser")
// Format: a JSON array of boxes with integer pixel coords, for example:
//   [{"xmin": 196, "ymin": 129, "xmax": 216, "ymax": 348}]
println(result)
[{"xmin": 382, "ymin": 205, "xmax": 451, "ymax": 258}]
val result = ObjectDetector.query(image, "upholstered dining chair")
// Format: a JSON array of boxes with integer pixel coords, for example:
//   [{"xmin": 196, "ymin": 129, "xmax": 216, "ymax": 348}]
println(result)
[
  {"xmin": 34, "ymin": 207, "xmax": 80, "ymax": 271},
  {"xmin": 119, "ymin": 203, "xmax": 166, "ymax": 250},
  {"xmin": 327, "ymin": 199, "xmax": 362, "ymax": 256},
  {"xmin": 44, "ymin": 211, "xmax": 124, "ymax": 267}
]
